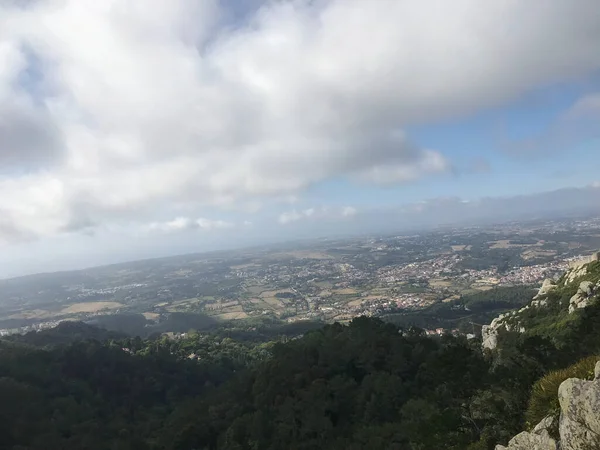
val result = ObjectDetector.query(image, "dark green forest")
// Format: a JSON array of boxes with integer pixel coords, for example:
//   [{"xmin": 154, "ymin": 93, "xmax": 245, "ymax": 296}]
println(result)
[
  {"xmin": 384, "ymin": 285, "xmax": 536, "ymax": 333},
  {"xmin": 1, "ymin": 272, "xmax": 600, "ymax": 449}
]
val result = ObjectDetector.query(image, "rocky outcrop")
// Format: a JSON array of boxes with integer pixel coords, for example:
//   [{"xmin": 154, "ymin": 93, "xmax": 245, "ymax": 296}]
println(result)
[
  {"xmin": 482, "ymin": 324, "xmax": 498, "ymax": 351},
  {"xmin": 569, "ymin": 280, "xmax": 599, "ymax": 314},
  {"xmin": 495, "ymin": 416, "xmax": 557, "ymax": 450},
  {"xmin": 494, "ymin": 430, "xmax": 556, "ymax": 450},
  {"xmin": 496, "ymin": 362, "xmax": 600, "ymax": 450},
  {"xmin": 482, "ymin": 308, "xmax": 527, "ymax": 350},
  {"xmin": 566, "ymin": 252, "xmax": 599, "ymax": 284},
  {"xmin": 482, "ymin": 253, "xmax": 599, "ymax": 350},
  {"xmin": 558, "ymin": 361, "xmax": 600, "ymax": 450},
  {"xmin": 533, "ymin": 278, "xmax": 557, "ymax": 301}
]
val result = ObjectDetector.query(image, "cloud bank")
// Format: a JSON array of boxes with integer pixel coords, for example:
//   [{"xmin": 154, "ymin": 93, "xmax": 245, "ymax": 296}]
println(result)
[
  {"xmin": 278, "ymin": 206, "xmax": 357, "ymax": 224},
  {"xmin": 0, "ymin": 0, "xmax": 599, "ymax": 242}
]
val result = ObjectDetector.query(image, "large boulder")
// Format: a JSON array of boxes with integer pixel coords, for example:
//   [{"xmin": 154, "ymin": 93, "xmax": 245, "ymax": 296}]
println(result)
[
  {"xmin": 578, "ymin": 281, "xmax": 594, "ymax": 297},
  {"xmin": 495, "ymin": 362, "xmax": 600, "ymax": 450},
  {"xmin": 569, "ymin": 281, "xmax": 598, "ymax": 314},
  {"xmin": 494, "ymin": 418, "xmax": 557, "ymax": 450},
  {"xmin": 569, "ymin": 293, "xmax": 587, "ymax": 314},
  {"xmin": 557, "ymin": 362, "xmax": 600, "ymax": 450},
  {"xmin": 482, "ymin": 324, "xmax": 499, "ymax": 350},
  {"xmin": 566, "ymin": 252, "xmax": 599, "ymax": 284},
  {"xmin": 503, "ymin": 430, "xmax": 556, "ymax": 450},
  {"xmin": 533, "ymin": 279, "xmax": 557, "ymax": 300}
]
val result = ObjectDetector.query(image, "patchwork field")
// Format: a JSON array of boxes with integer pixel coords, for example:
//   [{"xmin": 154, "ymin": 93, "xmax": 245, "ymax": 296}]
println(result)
[
  {"xmin": 61, "ymin": 302, "xmax": 123, "ymax": 314},
  {"xmin": 262, "ymin": 297, "xmax": 285, "ymax": 309},
  {"xmin": 442, "ymin": 295, "xmax": 461, "ymax": 303},
  {"xmin": 472, "ymin": 285, "xmax": 494, "ymax": 291},
  {"xmin": 259, "ymin": 289, "xmax": 294, "ymax": 298},
  {"xmin": 214, "ymin": 311, "xmax": 249, "ymax": 320},
  {"xmin": 8, "ymin": 309, "xmax": 56, "ymax": 320},
  {"xmin": 166, "ymin": 298, "xmax": 201, "ymax": 312},
  {"xmin": 142, "ymin": 312, "xmax": 160, "ymax": 321},
  {"xmin": 231, "ymin": 263, "xmax": 259, "ymax": 269},
  {"xmin": 521, "ymin": 249, "xmax": 557, "ymax": 260},
  {"xmin": 277, "ymin": 251, "xmax": 333, "ymax": 260},
  {"xmin": 347, "ymin": 299, "xmax": 365, "ymax": 307},
  {"xmin": 332, "ymin": 288, "xmax": 359, "ymax": 295},
  {"xmin": 429, "ymin": 279, "xmax": 453, "ymax": 288},
  {"xmin": 451, "ymin": 245, "xmax": 472, "ymax": 251},
  {"xmin": 246, "ymin": 285, "xmax": 267, "ymax": 294}
]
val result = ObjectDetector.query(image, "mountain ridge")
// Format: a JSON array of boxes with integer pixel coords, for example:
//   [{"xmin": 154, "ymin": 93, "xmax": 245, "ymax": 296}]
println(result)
[{"xmin": 482, "ymin": 251, "xmax": 600, "ymax": 351}]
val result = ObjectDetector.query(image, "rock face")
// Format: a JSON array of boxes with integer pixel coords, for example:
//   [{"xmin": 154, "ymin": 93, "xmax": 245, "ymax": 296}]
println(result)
[
  {"xmin": 569, "ymin": 280, "xmax": 600, "ymax": 314},
  {"xmin": 533, "ymin": 279, "xmax": 557, "ymax": 300},
  {"xmin": 566, "ymin": 252, "xmax": 599, "ymax": 284},
  {"xmin": 482, "ymin": 324, "xmax": 498, "ymax": 351},
  {"xmin": 482, "ymin": 253, "xmax": 599, "ymax": 350},
  {"xmin": 496, "ymin": 361, "xmax": 600, "ymax": 450},
  {"xmin": 558, "ymin": 361, "xmax": 600, "ymax": 450},
  {"xmin": 482, "ymin": 309, "xmax": 527, "ymax": 350},
  {"xmin": 494, "ymin": 428, "xmax": 557, "ymax": 450},
  {"xmin": 495, "ymin": 416, "xmax": 558, "ymax": 450}
]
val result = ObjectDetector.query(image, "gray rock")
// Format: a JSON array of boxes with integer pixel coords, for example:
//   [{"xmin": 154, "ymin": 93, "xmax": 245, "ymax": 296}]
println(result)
[
  {"xmin": 565, "ymin": 253, "xmax": 599, "ymax": 284},
  {"xmin": 569, "ymin": 293, "xmax": 590, "ymax": 314},
  {"xmin": 494, "ymin": 361, "xmax": 600, "ymax": 450},
  {"xmin": 578, "ymin": 281, "xmax": 594, "ymax": 297},
  {"xmin": 502, "ymin": 429, "xmax": 557, "ymax": 450},
  {"xmin": 482, "ymin": 324, "xmax": 498, "ymax": 350},
  {"xmin": 534, "ymin": 279, "xmax": 557, "ymax": 300},
  {"xmin": 565, "ymin": 258, "xmax": 594, "ymax": 284},
  {"xmin": 558, "ymin": 376, "xmax": 600, "ymax": 450},
  {"xmin": 494, "ymin": 416, "xmax": 558, "ymax": 449},
  {"xmin": 533, "ymin": 415, "xmax": 557, "ymax": 434}
]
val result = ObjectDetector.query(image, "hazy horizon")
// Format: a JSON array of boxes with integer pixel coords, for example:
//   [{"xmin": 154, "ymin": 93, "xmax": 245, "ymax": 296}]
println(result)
[
  {"xmin": 2, "ymin": 185, "xmax": 599, "ymax": 279},
  {"xmin": 0, "ymin": 0, "xmax": 599, "ymax": 277}
]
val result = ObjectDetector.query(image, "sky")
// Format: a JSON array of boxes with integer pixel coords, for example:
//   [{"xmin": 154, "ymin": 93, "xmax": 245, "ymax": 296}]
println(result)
[{"xmin": 0, "ymin": 0, "xmax": 599, "ymax": 277}]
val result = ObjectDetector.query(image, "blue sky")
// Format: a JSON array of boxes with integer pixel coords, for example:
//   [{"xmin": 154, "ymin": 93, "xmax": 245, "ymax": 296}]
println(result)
[
  {"xmin": 301, "ymin": 82, "xmax": 600, "ymax": 207},
  {"xmin": 0, "ymin": 0, "xmax": 599, "ymax": 277}
]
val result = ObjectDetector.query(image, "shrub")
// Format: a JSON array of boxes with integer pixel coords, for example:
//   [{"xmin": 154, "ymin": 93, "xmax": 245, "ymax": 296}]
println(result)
[{"xmin": 525, "ymin": 355, "xmax": 599, "ymax": 434}]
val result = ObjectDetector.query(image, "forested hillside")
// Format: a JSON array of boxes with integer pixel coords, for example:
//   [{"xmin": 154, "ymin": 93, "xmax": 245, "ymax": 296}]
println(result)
[{"xmin": 1, "ymin": 261, "xmax": 600, "ymax": 449}]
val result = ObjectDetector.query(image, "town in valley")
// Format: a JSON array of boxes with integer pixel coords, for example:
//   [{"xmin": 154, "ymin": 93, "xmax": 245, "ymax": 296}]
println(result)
[{"xmin": 2, "ymin": 215, "xmax": 600, "ymax": 337}]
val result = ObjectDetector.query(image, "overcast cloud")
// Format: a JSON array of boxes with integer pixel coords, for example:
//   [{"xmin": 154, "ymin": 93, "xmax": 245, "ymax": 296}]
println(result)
[{"xmin": 0, "ymin": 0, "xmax": 599, "ymax": 248}]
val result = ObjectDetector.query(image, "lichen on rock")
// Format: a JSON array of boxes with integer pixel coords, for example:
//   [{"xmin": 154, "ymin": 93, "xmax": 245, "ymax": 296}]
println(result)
[{"xmin": 496, "ymin": 361, "xmax": 600, "ymax": 450}]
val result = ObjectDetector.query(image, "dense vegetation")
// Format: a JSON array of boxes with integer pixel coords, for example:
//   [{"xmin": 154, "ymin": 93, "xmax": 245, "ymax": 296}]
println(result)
[
  {"xmin": 384, "ymin": 285, "xmax": 535, "ymax": 333},
  {"xmin": 1, "ymin": 264, "xmax": 600, "ymax": 449},
  {"xmin": 524, "ymin": 355, "xmax": 599, "ymax": 435}
]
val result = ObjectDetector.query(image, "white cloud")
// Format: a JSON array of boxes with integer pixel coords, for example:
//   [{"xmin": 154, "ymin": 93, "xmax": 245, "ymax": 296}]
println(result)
[
  {"xmin": 196, "ymin": 218, "xmax": 234, "ymax": 230},
  {"xmin": 278, "ymin": 210, "xmax": 304, "ymax": 225},
  {"xmin": 566, "ymin": 93, "xmax": 600, "ymax": 118},
  {"xmin": 147, "ymin": 216, "xmax": 234, "ymax": 233},
  {"xmin": 342, "ymin": 206, "xmax": 357, "ymax": 217},
  {"xmin": 148, "ymin": 217, "xmax": 192, "ymax": 232},
  {"xmin": 278, "ymin": 206, "xmax": 358, "ymax": 224},
  {"xmin": 0, "ymin": 0, "xmax": 599, "ymax": 241},
  {"xmin": 590, "ymin": 181, "xmax": 600, "ymax": 189}
]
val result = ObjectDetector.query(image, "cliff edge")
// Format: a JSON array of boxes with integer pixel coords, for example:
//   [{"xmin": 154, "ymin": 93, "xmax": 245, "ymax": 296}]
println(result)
[
  {"xmin": 496, "ymin": 361, "xmax": 600, "ymax": 450},
  {"xmin": 482, "ymin": 252, "xmax": 600, "ymax": 351}
]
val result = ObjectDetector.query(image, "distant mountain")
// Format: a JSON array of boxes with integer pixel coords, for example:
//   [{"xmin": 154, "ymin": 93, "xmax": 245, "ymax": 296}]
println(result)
[{"xmin": 358, "ymin": 185, "xmax": 600, "ymax": 233}]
